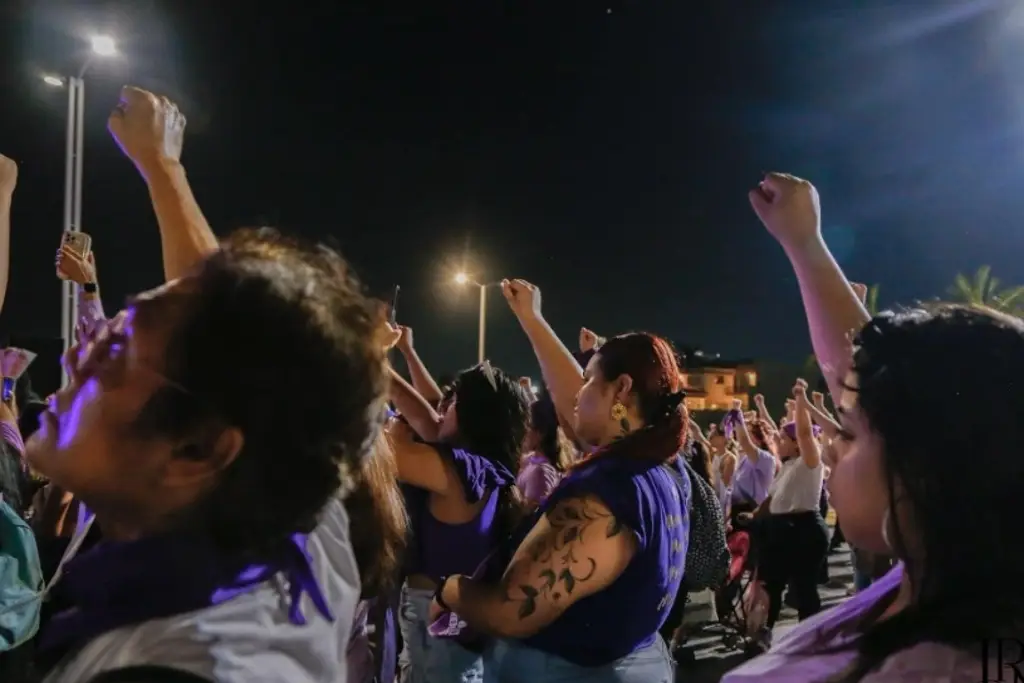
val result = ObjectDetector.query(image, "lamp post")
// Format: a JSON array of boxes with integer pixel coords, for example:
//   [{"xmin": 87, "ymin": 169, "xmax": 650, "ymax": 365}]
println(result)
[
  {"xmin": 454, "ymin": 272, "xmax": 494, "ymax": 365},
  {"xmin": 43, "ymin": 34, "xmax": 117, "ymax": 385}
]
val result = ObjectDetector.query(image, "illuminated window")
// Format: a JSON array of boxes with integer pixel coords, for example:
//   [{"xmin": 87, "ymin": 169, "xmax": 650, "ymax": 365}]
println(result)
[
  {"xmin": 746, "ymin": 372, "xmax": 757, "ymax": 387},
  {"xmin": 685, "ymin": 397, "xmax": 706, "ymax": 411}
]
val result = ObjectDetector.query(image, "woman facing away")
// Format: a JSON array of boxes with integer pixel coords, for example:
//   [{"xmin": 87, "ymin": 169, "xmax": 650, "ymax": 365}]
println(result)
[
  {"xmin": 729, "ymin": 411, "xmax": 777, "ymax": 524},
  {"xmin": 386, "ymin": 358, "xmax": 530, "ymax": 683},
  {"xmin": 724, "ymin": 172, "xmax": 1024, "ymax": 682},
  {"xmin": 517, "ymin": 392, "xmax": 575, "ymax": 508},
  {"xmin": 429, "ymin": 279, "xmax": 690, "ymax": 683},
  {"xmin": 25, "ymin": 86, "xmax": 392, "ymax": 683}
]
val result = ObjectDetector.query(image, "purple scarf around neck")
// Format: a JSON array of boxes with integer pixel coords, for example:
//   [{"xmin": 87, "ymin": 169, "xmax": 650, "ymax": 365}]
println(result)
[{"xmin": 38, "ymin": 509, "xmax": 333, "ymax": 666}]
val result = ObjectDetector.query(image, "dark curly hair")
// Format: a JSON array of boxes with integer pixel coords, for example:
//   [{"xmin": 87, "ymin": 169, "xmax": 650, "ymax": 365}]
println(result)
[
  {"xmin": 818, "ymin": 304, "xmax": 1024, "ymax": 682},
  {"xmin": 132, "ymin": 228, "xmax": 389, "ymax": 560}
]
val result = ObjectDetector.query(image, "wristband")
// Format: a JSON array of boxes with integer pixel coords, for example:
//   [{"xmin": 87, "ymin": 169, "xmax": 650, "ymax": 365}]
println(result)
[
  {"xmin": 1, "ymin": 377, "xmax": 14, "ymax": 404},
  {"xmin": 433, "ymin": 576, "xmax": 451, "ymax": 612},
  {"xmin": 83, "ymin": 282, "xmax": 98, "ymax": 294}
]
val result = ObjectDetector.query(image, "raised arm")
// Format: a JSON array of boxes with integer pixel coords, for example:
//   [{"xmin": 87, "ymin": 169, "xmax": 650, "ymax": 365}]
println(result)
[
  {"xmin": 57, "ymin": 246, "xmax": 106, "ymax": 335},
  {"xmin": 396, "ymin": 326, "xmax": 444, "ymax": 405},
  {"xmin": 806, "ymin": 390, "xmax": 840, "ymax": 439},
  {"xmin": 753, "ymin": 393, "xmax": 778, "ymax": 434},
  {"xmin": 389, "ymin": 368, "xmax": 442, "ymax": 443},
  {"xmin": 749, "ymin": 173, "xmax": 870, "ymax": 402},
  {"xmin": 501, "ymin": 280, "xmax": 584, "ymax": 433},
  {"xmin": 108, "ymin": 86, "xmax": 218, "ymax": 282},
  {"xmin": 793, "ymin": 381, "xmax": 821, "ymax": 469},
  {"xmin": 0, "ymin": 156, "xmax": 17, "ymax": 315}
]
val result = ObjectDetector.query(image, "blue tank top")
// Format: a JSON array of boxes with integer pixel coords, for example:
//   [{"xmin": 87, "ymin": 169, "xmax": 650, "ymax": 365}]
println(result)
[
  {"xmin": 406, "ymin": 444, "xmax": 516, "ymax": 582},
  {"xmin": 522, "ymin": 455, "xmax": 690, "ymax": 666}
]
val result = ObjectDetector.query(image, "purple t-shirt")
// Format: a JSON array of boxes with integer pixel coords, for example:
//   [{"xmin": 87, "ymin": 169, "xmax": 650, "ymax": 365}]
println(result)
[
  {"xmin": 731, "ymin": 450, "xmax": 775, "ymax": 506},
  {"xmin": 521, "ymin": 455, "xmax": 690, "ymax": 666},
  {"xmin": 516, "ymin": 454, "xmax": 561, "ymax": 506}
]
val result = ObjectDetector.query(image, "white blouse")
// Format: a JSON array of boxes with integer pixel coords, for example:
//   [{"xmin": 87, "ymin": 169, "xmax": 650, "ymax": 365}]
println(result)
[
  {"xmin": 768, "ymin": 457, "xmax": 823, "ymax": 515},
  {"xmin": 44, "ymin": 498, "xmax": 361, "ymax": 683}
]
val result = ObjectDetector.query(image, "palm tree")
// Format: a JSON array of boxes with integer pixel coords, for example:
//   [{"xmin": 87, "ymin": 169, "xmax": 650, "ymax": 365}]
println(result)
[
  {"xmin": 948, "ymin": 266, "xmax": 1024, "ymax": 314},
  {"xmin": 863, "ymin": 284, "xmax": 880, "ymax": 316}
]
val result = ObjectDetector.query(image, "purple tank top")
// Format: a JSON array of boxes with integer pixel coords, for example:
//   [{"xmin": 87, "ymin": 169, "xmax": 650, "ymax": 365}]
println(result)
[
  {"xmin": 420, "ymin": 488, "xmax": 500, "ymax": 581},
  {"xmin": 409, "ymin": 444, "xmax": 516, "ymax": 582}
]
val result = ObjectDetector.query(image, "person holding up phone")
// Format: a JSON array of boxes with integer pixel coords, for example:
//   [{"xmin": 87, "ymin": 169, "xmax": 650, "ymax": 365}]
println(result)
[{"xmin": 56, "ymin": 240, "xmax": 105, "ymax": 337}]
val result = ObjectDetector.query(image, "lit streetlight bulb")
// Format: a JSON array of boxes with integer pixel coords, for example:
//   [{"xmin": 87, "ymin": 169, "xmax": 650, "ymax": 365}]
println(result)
[
  {"xmin": 454, "ymin": 272, "xmax": 469, "ymax": 285},
  {"xmin": 42, "ymin": 75, "xmax": 64, "ymax": 87},
  {"xmin": 90, "ymin": 35, "xmax": 117, "ymax": 57}
]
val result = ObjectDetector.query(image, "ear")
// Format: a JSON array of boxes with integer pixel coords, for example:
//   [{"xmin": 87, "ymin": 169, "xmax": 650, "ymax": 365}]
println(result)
[
  {"xmin": 612, "ymin": 374, "xmax": 633, "ymax": 404},
  {"xmin": 164, "ymin": 426, "xmax": 245, "ymax": 489}
]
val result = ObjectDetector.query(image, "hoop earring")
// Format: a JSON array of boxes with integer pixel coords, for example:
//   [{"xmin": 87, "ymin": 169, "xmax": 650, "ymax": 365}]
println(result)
[
  {"xmin": 610, "ymin": 402, "xmax": 630, "ymax": 434},
  {"xmin": 881, "ymin": 506, "xmax": 893, "ymax": 551}
]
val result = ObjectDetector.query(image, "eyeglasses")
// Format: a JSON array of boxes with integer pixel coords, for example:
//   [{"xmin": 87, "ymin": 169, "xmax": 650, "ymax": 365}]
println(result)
[{"xmin": 66, "ymin": 312, "xmax": 191, "ymax": 397}]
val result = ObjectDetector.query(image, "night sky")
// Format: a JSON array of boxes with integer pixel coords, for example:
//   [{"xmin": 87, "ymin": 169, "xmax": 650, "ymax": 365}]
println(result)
[{"xmin": 2, "ymin": 0, "xmax": 1024, "ymax": 388}]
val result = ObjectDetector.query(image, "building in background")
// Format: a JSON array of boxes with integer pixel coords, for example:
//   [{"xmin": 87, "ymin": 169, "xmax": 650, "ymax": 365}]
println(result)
[{"xmin": 678, "ymin": 348, "xmax": 757, "ymax": 414}]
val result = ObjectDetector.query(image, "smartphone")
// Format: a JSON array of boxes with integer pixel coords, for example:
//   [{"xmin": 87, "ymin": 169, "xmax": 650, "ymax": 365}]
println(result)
[
  {"xmin": 62, "ymin": 231, "xmax": 92, "ymax": 258},
  {"xmin": 389, "ymin": 285, "xmax": 400, "ymax": 324}
]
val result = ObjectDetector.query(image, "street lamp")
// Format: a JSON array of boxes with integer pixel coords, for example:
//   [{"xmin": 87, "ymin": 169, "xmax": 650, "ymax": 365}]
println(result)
[
  {"xmin": 43, "ymin": 34, "xmax": 117, "ymax": 385},
  {"xmin": 453, "ymin": 272, "xmax": 493, "ymax": 364}
]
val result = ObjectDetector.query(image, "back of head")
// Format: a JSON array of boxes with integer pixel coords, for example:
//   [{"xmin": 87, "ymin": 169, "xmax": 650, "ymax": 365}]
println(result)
[
  {"xmin": 451, "ymin": 363, "xmax": 531, "ymax": 476},
  {"xmin": 593, "ymin": 332, "xmax": 687, "ymax": 464},
  {"xmin": 140, "ymin": 228, "xmax": 389, "ymax": 556}
]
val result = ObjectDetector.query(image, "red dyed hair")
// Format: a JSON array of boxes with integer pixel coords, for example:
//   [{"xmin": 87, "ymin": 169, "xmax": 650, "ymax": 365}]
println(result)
[{"xmin": 577, "ymin": 332, "xmax": 688, "ymax": 467}]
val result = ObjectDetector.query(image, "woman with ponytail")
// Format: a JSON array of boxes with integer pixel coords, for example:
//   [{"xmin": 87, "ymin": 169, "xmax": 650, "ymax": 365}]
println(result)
[{"xmin": 429, "ymin": 279, "xmax": 687, "ymax": 683}]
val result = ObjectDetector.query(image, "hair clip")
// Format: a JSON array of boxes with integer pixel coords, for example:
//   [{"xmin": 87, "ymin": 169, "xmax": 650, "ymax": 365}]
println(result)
[{"xmin": 480, "ymin": 360, "xmax": 498, "ymax": 391}]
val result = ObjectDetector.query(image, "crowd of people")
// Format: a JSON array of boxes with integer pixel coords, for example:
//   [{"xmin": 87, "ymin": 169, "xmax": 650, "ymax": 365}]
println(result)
[{"xmin": 0, "ymin": 85, "xmax": 1015, "ymax": 683}]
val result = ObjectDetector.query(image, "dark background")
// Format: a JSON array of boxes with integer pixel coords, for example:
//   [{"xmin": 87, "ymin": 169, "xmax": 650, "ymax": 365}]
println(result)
[{"xmin": 2, "ymin": 0, "xmax": 1024, "ymax": 395}]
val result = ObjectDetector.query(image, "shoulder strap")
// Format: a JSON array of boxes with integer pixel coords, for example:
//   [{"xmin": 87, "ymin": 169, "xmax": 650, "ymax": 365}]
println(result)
[{"xmin": 87, "ymin": 666, "xmax": 213, "ymax": 683}]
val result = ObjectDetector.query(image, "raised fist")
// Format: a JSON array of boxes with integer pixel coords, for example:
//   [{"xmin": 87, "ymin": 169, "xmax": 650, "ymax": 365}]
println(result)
[
  {"xmin": 501, "ymin": 279, "xmax": 542, "ymax": 322},
  {"xmin": 579, "ymin": 327, "xmax": 602, "ymax": 353},
  {"xmin": 749, "ymin": 172, "xmax": 821, "ymax": 251},
  {"xmin": 107, "ymin": 86, "xmax": 186, "ymax": 179}
]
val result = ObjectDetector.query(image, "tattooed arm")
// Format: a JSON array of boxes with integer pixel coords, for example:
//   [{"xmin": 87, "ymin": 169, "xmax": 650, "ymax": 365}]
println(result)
[{"xmin": 439, "ymin": 494, "xmax": 637, "ymax": 639}]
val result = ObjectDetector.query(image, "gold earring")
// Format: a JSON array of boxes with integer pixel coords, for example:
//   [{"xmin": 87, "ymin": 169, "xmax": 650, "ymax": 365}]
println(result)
[{"xmin": 611, "ymin": 402, "xmax": 627, "ymax": 421}]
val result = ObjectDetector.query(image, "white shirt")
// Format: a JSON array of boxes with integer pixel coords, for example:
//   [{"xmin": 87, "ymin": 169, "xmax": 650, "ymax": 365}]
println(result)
[
  {"xmin": 44, "ymin": 498, "xmax": 361, "ymax": 683},
  {"xmin": 768, "ymin": 457, "xmax": 823, "ymax": 515}
]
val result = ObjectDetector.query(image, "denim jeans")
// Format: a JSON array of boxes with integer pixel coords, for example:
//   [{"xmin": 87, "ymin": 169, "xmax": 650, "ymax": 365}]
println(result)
[
  {"xmin": 398, "ymin": 585, "xmax": 484, "ymax": 683},
  {"xmin": 852, "ymin": 550, "xmax": 873, "ymax": 592},
  {"xmin": 482, "ymin": 635, "xmax": 674, "ymax": 683}
]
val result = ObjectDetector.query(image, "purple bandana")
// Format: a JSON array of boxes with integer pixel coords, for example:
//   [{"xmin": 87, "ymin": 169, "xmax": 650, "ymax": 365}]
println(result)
[{"xmin": 39, "ymin": 508, "xmax": 332, "ymax": 664}]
